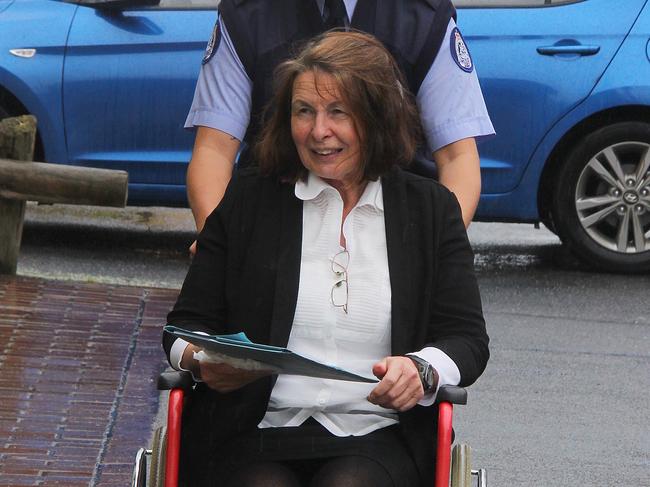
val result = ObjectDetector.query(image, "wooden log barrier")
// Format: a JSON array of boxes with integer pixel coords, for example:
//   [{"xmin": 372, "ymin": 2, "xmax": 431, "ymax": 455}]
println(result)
[
  {"xmin": 0, "ymin": 115, "xmax": 128, "ymax": 274},
  {"xmin": 0, "ymin": 159, "xmax": 128, "ymax": 207}
]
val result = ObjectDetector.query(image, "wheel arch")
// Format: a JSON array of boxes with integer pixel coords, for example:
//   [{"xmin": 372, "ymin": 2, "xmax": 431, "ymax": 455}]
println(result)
[
  {"xmin": 537, "ymin": 104, "xmax": 650, "ymax": 230},
  {"xmin": 0, "ymin": 84, "xmax": 45, "ymax": 162}
]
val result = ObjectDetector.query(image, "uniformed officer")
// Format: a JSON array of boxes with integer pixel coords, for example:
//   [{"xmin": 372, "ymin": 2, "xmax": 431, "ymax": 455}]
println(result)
[{"xmin": 184, "ymin": 0, "xmax": 494, "ymax": 239}]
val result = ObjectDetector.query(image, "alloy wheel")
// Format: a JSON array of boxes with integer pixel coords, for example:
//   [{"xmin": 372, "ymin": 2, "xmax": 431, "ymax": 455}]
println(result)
[{"xmin": 574, "ymin": 141, "xmax": 650, "ymax": 254}]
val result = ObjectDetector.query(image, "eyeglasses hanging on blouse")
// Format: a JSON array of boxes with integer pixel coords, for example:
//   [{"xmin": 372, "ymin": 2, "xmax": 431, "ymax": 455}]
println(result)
[{"xmin": 330, "ymin": 249, "xmax": 349, "ymax": 314}]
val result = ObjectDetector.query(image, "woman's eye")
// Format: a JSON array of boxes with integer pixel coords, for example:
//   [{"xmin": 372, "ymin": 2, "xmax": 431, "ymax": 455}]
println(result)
[{"xmin": 295, "ymin": 107, "xmax": 313, "ymax": 116}]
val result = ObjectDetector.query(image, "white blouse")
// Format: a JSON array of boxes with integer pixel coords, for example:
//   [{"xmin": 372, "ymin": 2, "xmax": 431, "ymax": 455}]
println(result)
[{"xmin": 171, "ymin": 173, "xmax": 461, "ymax": 436}]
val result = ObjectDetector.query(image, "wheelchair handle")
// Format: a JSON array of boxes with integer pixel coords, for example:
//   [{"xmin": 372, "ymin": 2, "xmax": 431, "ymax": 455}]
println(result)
[
  {"xmin": 157, "ymin": 370, "xmax": 194, "ymax": 391},
  {"xmin": 435, "ymin": 385, "xmax": 468, "ymax": 405}
]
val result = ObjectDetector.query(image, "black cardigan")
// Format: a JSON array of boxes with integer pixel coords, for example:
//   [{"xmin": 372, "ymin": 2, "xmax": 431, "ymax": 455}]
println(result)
[{"xmin": 164, "ymin": 167, "xmax": 489, "ymax": 486}]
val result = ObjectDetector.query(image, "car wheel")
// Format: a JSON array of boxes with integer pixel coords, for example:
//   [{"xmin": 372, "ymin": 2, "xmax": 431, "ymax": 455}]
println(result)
[{"xmin": 552, "ymin": 122, "xmax": 650, "ymax": 272}]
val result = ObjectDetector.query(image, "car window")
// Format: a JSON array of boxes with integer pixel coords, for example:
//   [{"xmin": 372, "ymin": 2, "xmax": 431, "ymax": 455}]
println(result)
[
  {"xmin": 156, "ymin": 0, "xmax": 218, "ymax": 8},
  {"xmin": 72, "ymin": 0, "xmax": 220, "ymax": 9},
  {"xmin": 453, "ymin": 0, "xmax": 584, "ymax": 6}
]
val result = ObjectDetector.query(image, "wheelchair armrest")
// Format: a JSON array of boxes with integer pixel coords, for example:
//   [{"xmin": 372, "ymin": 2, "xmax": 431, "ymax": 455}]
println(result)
[
  {"xmin": 157, "ymin": 370, "xmax": 195, "ymax": 391},
  {"xmin": 435, "ymin": 385, "xmax": 467, "ymax": 405}
]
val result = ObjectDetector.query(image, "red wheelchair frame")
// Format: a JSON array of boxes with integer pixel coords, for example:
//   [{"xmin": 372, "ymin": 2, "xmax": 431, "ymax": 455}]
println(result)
[{"xmin": 134, "ymin": 370, "xmax": 485, "ymax": 487}]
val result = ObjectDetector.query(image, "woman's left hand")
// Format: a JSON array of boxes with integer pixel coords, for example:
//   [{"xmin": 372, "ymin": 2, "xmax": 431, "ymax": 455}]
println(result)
[{"xmin": 367, "ymin": 356, "xmax": 424, "ymax": 412}]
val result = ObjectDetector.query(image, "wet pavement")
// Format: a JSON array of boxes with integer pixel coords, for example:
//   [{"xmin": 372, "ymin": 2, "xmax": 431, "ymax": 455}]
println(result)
[{"xmin": 0, "ymin": 276, "xmax": 178, "ymax": 487}]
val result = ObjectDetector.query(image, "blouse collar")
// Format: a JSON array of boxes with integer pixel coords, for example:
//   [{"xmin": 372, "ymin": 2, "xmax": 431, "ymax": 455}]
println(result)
[{"xmin": 295, "ymin": 172, "xmax": 384, "ymax": 212}]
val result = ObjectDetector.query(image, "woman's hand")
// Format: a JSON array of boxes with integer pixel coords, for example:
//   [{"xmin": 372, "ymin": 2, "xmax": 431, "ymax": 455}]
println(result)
[
  {"xmin": 367, "ymin": 356, "xmax": 425, "ymax": 412},
  {"xmin": 181, "ymin": 344, "xmax": 272, "ymax": 393},
  {"xmin": 199, "ymin": 361, "xmax": 272, "ymax": 393}
]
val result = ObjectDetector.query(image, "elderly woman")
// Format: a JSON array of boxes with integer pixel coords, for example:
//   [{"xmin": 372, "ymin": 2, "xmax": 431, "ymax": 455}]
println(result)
[{"xmin": 163, "ymin": 31, "xmax": 489, "ymax": 487}]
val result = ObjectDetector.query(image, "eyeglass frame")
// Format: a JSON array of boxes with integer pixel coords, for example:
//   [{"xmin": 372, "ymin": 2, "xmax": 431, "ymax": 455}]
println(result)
[{"xmin": 330, "ymin": 249, "xmax": 349, "ymax": 314}]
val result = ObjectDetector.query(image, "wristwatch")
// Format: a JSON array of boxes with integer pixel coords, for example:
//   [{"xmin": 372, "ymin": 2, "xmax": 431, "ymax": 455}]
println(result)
[{"xmin": 406, "ymin": 355, "xmax": 437, "ymax": 393}]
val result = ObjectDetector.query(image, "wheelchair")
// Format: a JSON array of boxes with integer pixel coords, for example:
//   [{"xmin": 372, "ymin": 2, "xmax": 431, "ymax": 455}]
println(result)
[{"xmin": 132, "ymin": 370, "xmax": 487, "ymax": 487}]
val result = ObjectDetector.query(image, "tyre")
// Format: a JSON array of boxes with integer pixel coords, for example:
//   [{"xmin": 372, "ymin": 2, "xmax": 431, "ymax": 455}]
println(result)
[
  {"xmin": 450, "ymin": 443, "xmax": 472, "ymax": 487},
  {"xmin": 552, "ymin": 122, "xmax": 650, "ymax": 272},
  {"xmin": 148, "ymin": 426, "xmax": 167, "ymax": 487}
]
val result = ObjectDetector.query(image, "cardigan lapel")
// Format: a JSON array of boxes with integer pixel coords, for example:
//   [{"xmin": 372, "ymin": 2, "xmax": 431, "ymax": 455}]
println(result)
[
  {"xmin": 268, "ymin": 184, "xmax": 303, "ymax": 348},
  {"xmin": 382, "ymin": 169, "xmax": 417, "ymax": 355}
]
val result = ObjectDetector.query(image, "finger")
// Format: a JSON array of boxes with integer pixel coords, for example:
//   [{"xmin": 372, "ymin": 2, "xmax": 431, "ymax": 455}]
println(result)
[
  {"xmin": 369, "ymin": 368, "xmax": 407, "ymax": 405},
  {"xmin": 372, "ymin": 380, "xmax": 411, "ymax": 409},
  {"xmin": 372, "ymin": 359, "xmax": 388, "ymax": 379},
  {"xmin": 394, "ymin": 367, "xmax": 425, "ymax": 408},
  {"xmin": 391, "ymin": 383, "xmax": 424, "ymax": 411},
  {"xmin": 371, "ymin": 359, "xmax": 408, "ymax": 397}
]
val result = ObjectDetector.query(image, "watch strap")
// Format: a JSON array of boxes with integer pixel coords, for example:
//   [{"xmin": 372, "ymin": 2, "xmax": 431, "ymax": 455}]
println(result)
[{"xmin": 405, "ymin": 354, "xmax": 437, "ymax": 393}]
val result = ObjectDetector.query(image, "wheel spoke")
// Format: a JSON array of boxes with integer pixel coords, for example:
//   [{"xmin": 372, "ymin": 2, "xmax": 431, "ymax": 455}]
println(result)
[
  {"xmin": 616, "ymin": 208, "xmax": 631, "ymax": 252},
  {"xmin": 576, "ymin": 195, "xmax": 619, "ymax": 211},
  {"xmin": 587, "ymin": 156, "xmax": 622, "ymax": 189},
  {"xmin": 601, "ymin": 147, "xmax": 627, "ymax": 185},
  {"xmin": 579, "ymin": 202, "xmax": 619, "ymax": 228},
  {"xmin": 635, "ymin": 147, "xmax": 650, "ymax": 188},
  {"xmin": 631, "ymin": 212, "xmax": 646, "ymax": 252}
]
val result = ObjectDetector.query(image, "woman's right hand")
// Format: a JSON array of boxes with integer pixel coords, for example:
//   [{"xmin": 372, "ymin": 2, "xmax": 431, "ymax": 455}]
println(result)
[
  {"xmin": 181, "ymin": 344, "xmax": 272, "ymax": 393},
  {"xmin": 199, "ymin": 362, "xmax": 271, "ymax": 393},
  {"xmin": 198, "ymin": 361, "xmax": 272, "ymax": 393}
]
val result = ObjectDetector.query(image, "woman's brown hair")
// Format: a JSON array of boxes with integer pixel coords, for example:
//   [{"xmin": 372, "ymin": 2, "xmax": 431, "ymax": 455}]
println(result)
[{"xmin": 255, "ymin": 30, "xmax": 422, "ymax": 181}]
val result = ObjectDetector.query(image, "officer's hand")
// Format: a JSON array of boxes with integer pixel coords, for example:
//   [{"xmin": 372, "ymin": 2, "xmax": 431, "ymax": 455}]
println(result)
[
  {"xmin": 367, "ymin": 356, "xmax": 424, "ymax": 412},
  {"xmin": 189, "ymin": 240, "xmax": 197, "ymax": 257}
]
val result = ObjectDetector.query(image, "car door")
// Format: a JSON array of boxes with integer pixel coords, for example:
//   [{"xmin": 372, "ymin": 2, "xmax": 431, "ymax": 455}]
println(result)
[
  {"xmin": 454, "ymin": 0, "xmax": 647, "ymax": 199},
  {"xmin": 63, "ymin": 0, "xmax": 219, "ymax": 205}
]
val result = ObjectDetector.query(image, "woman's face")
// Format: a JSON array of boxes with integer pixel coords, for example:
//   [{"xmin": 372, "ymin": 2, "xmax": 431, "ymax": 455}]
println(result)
[{"xmin": 290, "ymin": 71, "xmax": 362, "ymax": 189}]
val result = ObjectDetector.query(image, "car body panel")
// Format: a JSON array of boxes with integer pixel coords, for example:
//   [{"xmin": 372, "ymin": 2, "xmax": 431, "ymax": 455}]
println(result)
[
  {"xmin": 0, "ymin": 0, "xmax": 77, "ymax": 163},
  {"xmin": 457, "ymin": 0, "xmax": 646, "ymax": 204},
  {"xmin": 0, "ymin": 0, "xmax": 15, "ymax": 14},
  {"xmin": 63, "ymin": 5, "xmax": 217, "ymax": 205},
  {"xmin": 475, "ymin": 0, "xmax": 650, "ymax": 221}
]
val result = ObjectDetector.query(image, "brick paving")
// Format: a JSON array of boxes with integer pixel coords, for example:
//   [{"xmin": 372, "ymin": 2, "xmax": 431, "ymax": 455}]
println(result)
[{"xmin": 0, "ymin": 276, "xmax": 178, "ymax": 487}]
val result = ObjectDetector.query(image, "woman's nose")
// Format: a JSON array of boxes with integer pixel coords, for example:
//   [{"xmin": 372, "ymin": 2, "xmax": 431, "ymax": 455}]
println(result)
[{"xmin": 311, "ymin": 112, "xmax": 332, "ymax": 139}]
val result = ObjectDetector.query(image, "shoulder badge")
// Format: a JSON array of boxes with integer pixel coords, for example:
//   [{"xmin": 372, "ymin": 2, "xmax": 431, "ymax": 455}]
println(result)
[
  {"xmin": 202, "ymin": 17, "xmax": 222, "ymax": 65},
  {"xmin": 450, "ymin": 27, "xmax": 473, "ymax": 73}
]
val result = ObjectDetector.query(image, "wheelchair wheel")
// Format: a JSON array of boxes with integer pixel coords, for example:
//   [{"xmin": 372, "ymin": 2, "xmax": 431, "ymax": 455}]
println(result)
[
  {"xmin": 450, "ymin": 443, "xmax": 472, "ymax": 487},
  {"xmin": 131, "ymin": 447, "xmax": 149, "ymax": 487},
  {"xmin": 148, "ymin": 426, "xmax": 167, "ymax": 487}
]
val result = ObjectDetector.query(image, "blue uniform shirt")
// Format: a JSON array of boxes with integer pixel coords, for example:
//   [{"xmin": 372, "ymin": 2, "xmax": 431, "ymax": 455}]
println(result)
[{"xmin": 185, "ymin": 0, "xmax": 494, "ymax": 154}]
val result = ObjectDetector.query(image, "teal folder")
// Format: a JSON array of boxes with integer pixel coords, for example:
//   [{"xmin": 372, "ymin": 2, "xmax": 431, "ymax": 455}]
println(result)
[{"xmin": 165, "ymin": 325, "xmax": 378, "ymax": 383}]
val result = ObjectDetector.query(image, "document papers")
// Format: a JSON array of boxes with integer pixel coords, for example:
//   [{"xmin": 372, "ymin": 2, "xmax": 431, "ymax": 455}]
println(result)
[{"xmin": 165, "ymin": 325, "xmax": 378, "ymax": 383}]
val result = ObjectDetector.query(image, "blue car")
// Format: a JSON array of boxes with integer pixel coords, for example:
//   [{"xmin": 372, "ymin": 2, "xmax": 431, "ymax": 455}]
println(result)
[{"xmin": 1, "ymin": 0, "xmax": 649, "ymax": 272}]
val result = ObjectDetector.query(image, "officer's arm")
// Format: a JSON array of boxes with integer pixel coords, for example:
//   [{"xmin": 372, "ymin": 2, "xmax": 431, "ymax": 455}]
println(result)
[
  {"xmin": 433, "ymin": 137, "xmax": 481, "ymax": 228},
  {"xmin": 187, "ymin": 126, "xmax": 240, "ymax": 232}
]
